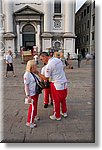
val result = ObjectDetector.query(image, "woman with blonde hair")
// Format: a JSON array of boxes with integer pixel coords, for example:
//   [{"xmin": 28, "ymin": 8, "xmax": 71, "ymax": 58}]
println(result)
[{"xmin": 24, "ymin": 60, "xmax": 40, "ymax": 128}]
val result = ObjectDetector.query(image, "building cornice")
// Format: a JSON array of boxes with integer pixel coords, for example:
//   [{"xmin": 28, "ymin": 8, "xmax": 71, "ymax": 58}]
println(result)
[
  {"xmin": 41, "ymin": 32, "xmax": 53, "ymax": 38},
  {"xmin": 3, "ymin": 32, "xmax": 16, "ymax": 38},
  {"xmin": 63, "ymin": 33, "xmax": 77, "ymax": 38}
]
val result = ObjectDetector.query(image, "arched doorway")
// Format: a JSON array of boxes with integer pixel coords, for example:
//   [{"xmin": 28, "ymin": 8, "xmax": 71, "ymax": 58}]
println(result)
[{"xmin": 22, "ymin": 24, "xmax": 36, "ymax": 50}]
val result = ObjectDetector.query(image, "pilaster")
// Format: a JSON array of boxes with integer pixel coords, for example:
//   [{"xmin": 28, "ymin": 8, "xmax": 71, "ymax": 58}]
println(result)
[
  {"xmin": 64, "ymin": 0, "xmax": 75, "ymax": 33},
  {"xmin": 0, "ymin": 0, "xmax": 4, "ymax": 55},
  {"xmin": 3, "ymin": 0, "xmax": 16, "ymax": 57},
  {"xmin": 16, "ymin": 22, "xmax": 20, "ymax": 53},
  {"xmin": 4, "ymin": 0, "xmax": 13, "ymax": 32},
  {"xmin": 36, "ymin": 23, "xmax": 40, "ymax": 53},
  {"xmin": 44, "ymin": 1, "xmax": 51, "ymax": 32}
]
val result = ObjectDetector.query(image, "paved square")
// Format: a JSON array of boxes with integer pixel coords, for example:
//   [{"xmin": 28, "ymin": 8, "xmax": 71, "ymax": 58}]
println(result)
[{"xmin": 1, "ymin": 58, "xmax": 95, "ymax": 143}]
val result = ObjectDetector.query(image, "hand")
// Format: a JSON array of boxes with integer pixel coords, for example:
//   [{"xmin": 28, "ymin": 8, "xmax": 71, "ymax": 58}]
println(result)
[
  {"xmin": 35, "ymin": 70, "xmax": 39, "ymax": 75},
  {"xmin": 27, "ymin": 96, "xmax": 32, "ymax": 103}
]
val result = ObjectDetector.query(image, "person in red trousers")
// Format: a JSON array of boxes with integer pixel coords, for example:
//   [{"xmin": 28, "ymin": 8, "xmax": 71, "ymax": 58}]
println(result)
[
  {"xmin": 36, "ymin": 52, "xmax": 68, "ymax": 121},
  {"xmin": 41, "ymin": 64, "xmax": 53, "ymax": 108},
  {"xmin": 24, "ymin": 60, "xmax": 40, "ymax": 128}
]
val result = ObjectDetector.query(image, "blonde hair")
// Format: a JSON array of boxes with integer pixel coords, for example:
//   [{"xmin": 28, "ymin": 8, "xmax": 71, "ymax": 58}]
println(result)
[
  {"xmin": 26, "ymin": 60, "xmax": 36, "ymax": 72},
  {"xmin": 54, "ymin": 52, "xmax": 60, "ymax": 58}
]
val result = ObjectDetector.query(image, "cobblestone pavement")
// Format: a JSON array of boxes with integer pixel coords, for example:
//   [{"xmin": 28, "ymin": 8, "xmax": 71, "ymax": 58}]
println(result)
[{"xmin": 0, "ymin": 57, "xmax": 95, "ymax": 143}]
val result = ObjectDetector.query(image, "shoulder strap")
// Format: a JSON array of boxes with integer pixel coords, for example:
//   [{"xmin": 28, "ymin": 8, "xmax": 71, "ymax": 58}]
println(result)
[
  {"xmin": 31, "ymin": 72, "xmax": 40, "ymax": 83},
  {"xmin": 31, "ymin": 72, "xmax": 43, "ymax": 88}
]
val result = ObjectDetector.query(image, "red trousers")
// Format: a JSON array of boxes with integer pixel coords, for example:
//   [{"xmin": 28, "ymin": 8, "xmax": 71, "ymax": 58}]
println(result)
[
  {"xmin": 50, "ymin": 83, "xmax": 68, "ymax": 118},
  {"xmin": 44, "ymin": 87, "xmax": 53, "ymax": 104},
  {"xmin": 27, "ymin": 94, "xmax": 39, "ymax": 124}
]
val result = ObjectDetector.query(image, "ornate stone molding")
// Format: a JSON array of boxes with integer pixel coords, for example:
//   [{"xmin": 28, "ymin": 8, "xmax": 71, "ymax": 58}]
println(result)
[
  {"xmin": 63, "ymin": 32, "xmax": 77, "ymax": 38},
  {"xmin": 41, "ymin": 32, "xmax": 53, "ymax": 38},
  {"xmin": 3, "ymin": 32, "xmax": 16, "ymax": 39}
]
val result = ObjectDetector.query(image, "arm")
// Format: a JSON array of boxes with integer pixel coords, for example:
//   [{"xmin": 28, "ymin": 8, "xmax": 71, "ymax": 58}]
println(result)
[
  {"xmin": 24, "ymin": 84, "xmax": 31, "ymax": 102},
  {"xmin": 24, "ymin": 84, "xmax": 30, "ymax": 96},
  {"xmin": 24, "ymin": 73, "xmax": 31, "ymax": 102},
  {"xmin": 6, "ymin": 60, "xmax": 11, "ymax": 66},
  {"xmin": 5, "ymin": 56, "xmax": 9, "ymax": 64},
  {"xmin": 36, "ymin": 63, "xmax": 52, "ymax": 81},
  {"xmin": 36, "ymin": 71, "xmax": 49, "ymax": 81}
]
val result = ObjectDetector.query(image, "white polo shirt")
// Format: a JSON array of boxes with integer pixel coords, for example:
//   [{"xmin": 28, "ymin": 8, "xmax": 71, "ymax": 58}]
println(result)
[
  {"xmin": 24, "ymin": 71, "xmax": 37, "ymax": 96},
  {"xmin": 41, "ymin": 65, "xmax": 46, "ymax": 76},
  {"xmin": 6, "ymin": 54, "xmax": 13, "ymax": 63},
  {"xmin": 45, "ymin": 57, "xmax": 68, "ymax": 90}
]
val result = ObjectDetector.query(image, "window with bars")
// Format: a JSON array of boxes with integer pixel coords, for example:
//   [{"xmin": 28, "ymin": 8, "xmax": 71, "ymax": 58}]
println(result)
[
  {"xmin": 93, "ymin": 16, "xmax": 95, "ymax": 26},
  {"xmin": 54, "ymin": 0, "xmax": 61, "ymax": 13},
  {"xmin": 92, "ymin": 32, "xmax": 95, "ymax": 40}
]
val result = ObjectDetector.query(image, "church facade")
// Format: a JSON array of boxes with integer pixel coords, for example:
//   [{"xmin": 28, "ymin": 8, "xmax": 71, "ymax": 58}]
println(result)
[{"xmin": 0, "ymin": 0, "xmax": 76, "ymax": 57}]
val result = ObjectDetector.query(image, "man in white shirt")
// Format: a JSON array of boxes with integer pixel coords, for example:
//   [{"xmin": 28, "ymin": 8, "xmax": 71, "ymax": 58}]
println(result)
[{"xmin": 36, "ymin": 52, "xmax": 68, "ymax": 121}]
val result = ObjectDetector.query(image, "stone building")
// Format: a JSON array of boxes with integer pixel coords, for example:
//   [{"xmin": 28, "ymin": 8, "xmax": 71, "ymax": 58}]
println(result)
[
  {"xmin": 75, "ymin": 0, "xmax": 95, "ymax": 58},
  {"xmin": 0, "ymin": 0, "xmax": 76, "ymax": 57}
]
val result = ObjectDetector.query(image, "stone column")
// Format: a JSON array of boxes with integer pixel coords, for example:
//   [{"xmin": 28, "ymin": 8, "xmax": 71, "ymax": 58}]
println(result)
[
  {"xmin": 64, "ymin": 0, "xmax": 75, "ymax": 33},
  {"xmin": 4, "ymin": 0, "xmax": 13, "ymax": 32},
  {"xmin": 0, "ymin": 0, "xmax": 3, "ymax": 30},
  {"xmin": 0, "ymin": 0, "xmax": 4, "ymax": 55},
  {"xmin": 43, "ymin": 1, "xmax": 51, "ymax": 32},
  {"xmin": 16, "ymin": 22, "xmax": 20, "ymax": 53},
  {"xmin": 63, "ymin": 0, "xmax": 76, "ymax": 57},
  {"xmin": 3, "ymin": 0, "xmax": 16, "ymax": 57},
  {"xmin": 42, "ymin": 1, "xmax": 52, "ymax": 51},
  {"xmin": 36, "ymin": 23, "xmax": 40, "ymax": 53}
]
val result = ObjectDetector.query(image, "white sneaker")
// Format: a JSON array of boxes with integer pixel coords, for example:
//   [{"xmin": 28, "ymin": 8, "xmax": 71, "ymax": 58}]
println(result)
[
  {"xmin": 61, "ymin": 112, "xmax": 68, "ymax": 118},
  {"xmin": 50, "ymin": 115, "xmax": 61, "ymax": 121},
  {"xmin": 26, "ymin": 122, "xmax": 37, "ymax": 128},
  {"xmin": 34, "ymin": 116, "xmax": 40, "ymax": 121}
]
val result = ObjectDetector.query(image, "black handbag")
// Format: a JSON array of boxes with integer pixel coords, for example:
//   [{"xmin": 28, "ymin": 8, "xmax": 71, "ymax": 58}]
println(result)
[
  {"xmin": 41, "ymin": 80, "xmax": 50, "ymax": 89},
  {"xmin": 31, "ymin": 72, "xmax": 43, "ymax": 94}
]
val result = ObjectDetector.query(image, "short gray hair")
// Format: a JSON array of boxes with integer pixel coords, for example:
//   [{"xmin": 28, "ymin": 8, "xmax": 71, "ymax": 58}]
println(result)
[{"xmin": 40, "ymin": 52, "xmax": 49, "ymax": 57}]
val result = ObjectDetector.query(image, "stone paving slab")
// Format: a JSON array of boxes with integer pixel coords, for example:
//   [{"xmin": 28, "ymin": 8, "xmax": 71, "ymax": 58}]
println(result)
[{"xmin": 0, "ymin": 57, "xmax": 95, "ymax": 143}]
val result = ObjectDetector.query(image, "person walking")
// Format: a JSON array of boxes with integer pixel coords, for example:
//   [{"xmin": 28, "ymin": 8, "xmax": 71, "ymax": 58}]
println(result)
[
  {"xmin": 36, "ymin": 52, "xmax": 68, "ymax": 121},
  {"xmin": 85, "ymin": 53, "xmax": 91, "ymax": 64},
  {"xmin": 78, "ymin": 54, "xmax": 82, "ymax": 68},
  {"xmin": 24, "ymin": 60, "xmax": 40, "ymax": 128},
  {"xmin": 5, "ymin": 50, "xmax": 16, "ymax": 77}
]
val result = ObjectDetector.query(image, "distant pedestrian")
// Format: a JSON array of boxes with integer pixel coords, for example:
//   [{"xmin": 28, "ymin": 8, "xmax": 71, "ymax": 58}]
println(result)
[
  {"xmin": 5, "ymin": 50, "xmax": 16, "ymax": 77},
  {"xmin": 85, "ymin": 53, "xmax": 91, "ymax": 64},
  {"xmin": 78, "ymin": 54, "xmax": 82, "ymax": 68},
  {"xmin": 33, "ymin": 54, "xmax": 39, "ymax": 64},
  {"xmin": 67, "ymin": 52, "xmax": 70, "ymax": 64},
  {"xmin": 24, "ymin": 60, "xmax": 40, "ymax": 128},
  {"xmin": 67, "ymin": 52, "xmax": 73, "ymax": 69},
  {"xmin": 93, "ymin": 52, "xmax": 95, "ymax": 60}
]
